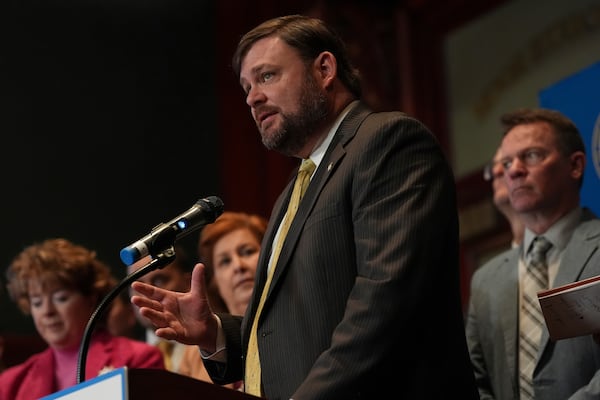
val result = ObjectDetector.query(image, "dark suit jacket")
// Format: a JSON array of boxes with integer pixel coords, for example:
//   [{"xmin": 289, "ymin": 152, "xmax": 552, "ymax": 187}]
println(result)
[
  {"xmin": 205, "ymin": 102, "xmax": 478, "ymax": 399},
  {"xmin": 466, "ymin": 208, "xmax": 600, "ymax": 400}
]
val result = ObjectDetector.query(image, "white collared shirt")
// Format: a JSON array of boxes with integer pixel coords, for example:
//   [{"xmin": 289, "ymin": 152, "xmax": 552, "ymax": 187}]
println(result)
[{"xmin": 519, "ymin": 206, "xmax": 582, "ymax": 288}]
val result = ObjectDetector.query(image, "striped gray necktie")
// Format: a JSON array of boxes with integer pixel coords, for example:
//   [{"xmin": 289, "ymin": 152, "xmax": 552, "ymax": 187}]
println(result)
[{"xmin": 519, "ymin": 236, "xmax": 552, "ymax": 399}]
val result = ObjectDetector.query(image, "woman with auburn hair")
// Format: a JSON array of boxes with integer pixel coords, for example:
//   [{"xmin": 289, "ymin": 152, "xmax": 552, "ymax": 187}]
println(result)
[
  {"xmin": 178, "ymin": 211, "xmax": 267, "ymax": 390},
  {"xmin": 0, "ymin": 238, "xmax": 164, "ymax": 400},
  {"xmin": 199, "ymin": 211, "xmax": 268, "ymax": 315}
]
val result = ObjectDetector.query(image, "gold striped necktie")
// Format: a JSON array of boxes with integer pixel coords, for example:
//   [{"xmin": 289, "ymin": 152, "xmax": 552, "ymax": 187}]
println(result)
[{"xmin": 245, "ymin": 158, "xmax": 316, "ymax": 396}]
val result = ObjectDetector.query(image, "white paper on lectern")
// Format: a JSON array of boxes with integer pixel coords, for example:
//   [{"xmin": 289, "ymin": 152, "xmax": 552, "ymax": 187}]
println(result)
[{"xmin": 39, "ymin": 367, "xmax": 127, "ymax": 400}]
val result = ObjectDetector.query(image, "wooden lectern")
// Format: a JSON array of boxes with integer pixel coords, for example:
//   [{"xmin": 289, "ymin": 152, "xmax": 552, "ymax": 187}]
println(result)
[{"xmin": 40, "ymin": 367, "xmax": 262, "ymax": 400}]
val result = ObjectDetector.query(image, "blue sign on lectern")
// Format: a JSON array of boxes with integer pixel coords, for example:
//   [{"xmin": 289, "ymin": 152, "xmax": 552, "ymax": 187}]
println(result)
[{"xmin": 539, "ymin": 61, "xmax": 600, "ymax": 217}]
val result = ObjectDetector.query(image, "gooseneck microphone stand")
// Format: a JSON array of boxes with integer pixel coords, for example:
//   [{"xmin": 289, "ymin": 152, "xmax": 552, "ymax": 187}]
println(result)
[{"xmin": 76, "ymin": 248, "xmax": 176, "ymax": 384}]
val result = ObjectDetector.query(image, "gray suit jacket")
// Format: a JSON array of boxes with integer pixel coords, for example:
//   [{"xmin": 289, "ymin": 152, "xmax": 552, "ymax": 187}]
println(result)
[
  {"xmin": 466, "ymin": 208, "xmax": 600, "ymax": 400},
  {"xmin": 205, "ymin": 102, "xmax": 479, "ymax": 399}
]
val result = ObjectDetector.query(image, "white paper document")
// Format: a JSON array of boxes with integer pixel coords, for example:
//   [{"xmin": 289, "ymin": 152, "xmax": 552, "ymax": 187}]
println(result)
[{"xmin": 538, "ymin": 275, "xmax": 600, "ymax": 340}]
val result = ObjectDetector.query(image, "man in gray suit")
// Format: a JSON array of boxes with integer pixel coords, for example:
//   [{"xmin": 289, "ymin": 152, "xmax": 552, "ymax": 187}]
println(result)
[
  {"xmin": 132, "ymin": 15, "xmax": 478, "ymax": 399},
  {"xmin": 466, "ymin": 107, "xmax": 600, "ymax": 400}
]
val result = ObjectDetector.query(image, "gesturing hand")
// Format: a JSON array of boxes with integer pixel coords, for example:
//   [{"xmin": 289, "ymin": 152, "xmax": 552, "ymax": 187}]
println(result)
[{"xmin": 131, "ymin": 263, "xmax": 219, "ymax": 352}]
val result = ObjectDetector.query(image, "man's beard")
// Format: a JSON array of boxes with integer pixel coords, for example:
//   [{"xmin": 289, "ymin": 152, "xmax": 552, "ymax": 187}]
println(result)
[{"xmin": 260, "ymin": 73, "xmax": 328, "ymax": 157}]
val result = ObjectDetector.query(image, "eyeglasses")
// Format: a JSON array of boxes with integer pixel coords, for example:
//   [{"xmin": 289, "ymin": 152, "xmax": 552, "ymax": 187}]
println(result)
[
  {"xmin": 484, "ymin": 148, "xmax": 548, "ymax": 181},
  {"xmin": 483, "ymin": 161, "xmax": 500, "ymax": 182},
  {"xmin": 499, "ymin": 148, "xmax": 547, "ymax": 171}
]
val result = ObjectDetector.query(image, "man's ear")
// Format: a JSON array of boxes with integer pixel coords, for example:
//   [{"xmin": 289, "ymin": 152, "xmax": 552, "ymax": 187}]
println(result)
[
  {"xmin": 570, "ymin": 151, "xmax": 586, "ymax": 180},
  {"xmin": 314, "ymin": 51, "xmax": 336, "ymax": 89}
]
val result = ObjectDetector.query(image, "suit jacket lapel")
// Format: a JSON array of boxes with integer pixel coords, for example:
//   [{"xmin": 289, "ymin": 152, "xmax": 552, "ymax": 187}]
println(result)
[
  {"xmin": 252, "ymin": 103, "xmax": 371, "ymax": 315},
  {"xmin": 85, "ymin": 331, "xmax": 113, "ymax": 379},
  {"xmin": 29, "ymin": 348, "xmax": 57, "ymax": 396},
  {"xmin": 551, "ymin": 209, "xmax": 600, "ymax": 288},
  {"xmin": 246, "ymin": 177, "xmax": 293, "ymax": 327},
  {"xmin": 265, "ymin": 104, "xmax": 371, "ymax": 297}
]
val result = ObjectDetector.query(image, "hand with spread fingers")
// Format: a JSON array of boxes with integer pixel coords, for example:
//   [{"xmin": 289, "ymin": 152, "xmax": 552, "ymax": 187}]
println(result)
[{"xmin": 131, "ymin": 263, "xmax": 219, "ymax": 353}]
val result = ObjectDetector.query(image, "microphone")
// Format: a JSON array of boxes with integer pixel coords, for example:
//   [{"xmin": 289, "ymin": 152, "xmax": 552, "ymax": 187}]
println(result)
[{"xmin": 119, "ymin": 196, "xmax": 224, "ymax": 266}]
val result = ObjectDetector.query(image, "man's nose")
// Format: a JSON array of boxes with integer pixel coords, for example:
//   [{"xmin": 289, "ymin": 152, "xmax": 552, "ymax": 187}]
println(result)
[{"xmin": 246, "ymin": 86, "xmax": 265, "ymax": 107}]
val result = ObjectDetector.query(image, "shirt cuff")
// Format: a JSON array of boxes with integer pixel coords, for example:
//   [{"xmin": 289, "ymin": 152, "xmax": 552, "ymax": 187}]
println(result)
[{"xmin": 199, "ymin": 314, "xmax": 227, "ymax": 362}]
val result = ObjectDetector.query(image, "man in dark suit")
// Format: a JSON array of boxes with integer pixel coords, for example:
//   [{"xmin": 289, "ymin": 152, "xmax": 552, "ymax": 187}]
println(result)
[
  {"xmin": 466, "ymin": 108, "xmax": 600, "ymax": 400},
  {"xmin": 132, "ymin": 14, "xmax": 478, "ymax": 400}
]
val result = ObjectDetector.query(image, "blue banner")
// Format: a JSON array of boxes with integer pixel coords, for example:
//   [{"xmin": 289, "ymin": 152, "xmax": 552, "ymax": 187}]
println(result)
[{"xmin": 539, "ymin": 61, "xmax": 600, "ymax": 217}]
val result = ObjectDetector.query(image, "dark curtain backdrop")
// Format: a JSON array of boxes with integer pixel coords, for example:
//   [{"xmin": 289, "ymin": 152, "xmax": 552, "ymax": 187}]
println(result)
[{"xmin": 0, "ymin": 1, "xmax": 217, "ymax": 333}]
